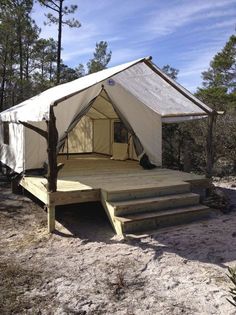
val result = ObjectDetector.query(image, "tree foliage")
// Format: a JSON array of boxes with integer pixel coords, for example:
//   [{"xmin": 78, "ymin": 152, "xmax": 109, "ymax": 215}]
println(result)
[
  {"xmin": 87, "ymin": 41, "xmax": 112, "ymax": 74},
  {"xmin": 202, "ymin": 35, "xmax": 236, "ymax": 93},
  {"xmin": 0, "ymin": 1, "xmax": 112, "ymax": 112},
  {"xmin": 196, "ymin": 34, "xmax": 236, "ymax": 174},
  {"xmin": 161, "ymin": 65, "xmax": 192, "ymax": 170},
  {"xmin": 0, "ymin": 0, "xmax": 40, "ymax": 110},
  {"xmin": 162, "ymin": 64, "xmax": 179, "ymax": 80},
  {"xmin": 162, "ymin": 35, "xmax": 236, "ymax": 175}
]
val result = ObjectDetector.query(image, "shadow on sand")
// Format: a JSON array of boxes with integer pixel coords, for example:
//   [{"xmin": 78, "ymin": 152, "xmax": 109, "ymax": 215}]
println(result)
[
  {"xmin": 53, "ymin": 186, "xmax": 236, "ymax": 269},
  {"xmin": 2, "ymin": 178, "xmax": 235, "ymax": 269}
]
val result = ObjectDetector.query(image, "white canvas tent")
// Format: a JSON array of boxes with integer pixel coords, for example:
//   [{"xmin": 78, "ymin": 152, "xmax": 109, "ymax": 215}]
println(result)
[{"xmin": 0, "ymin": 57, "xmax": 212, "ymax": 174}]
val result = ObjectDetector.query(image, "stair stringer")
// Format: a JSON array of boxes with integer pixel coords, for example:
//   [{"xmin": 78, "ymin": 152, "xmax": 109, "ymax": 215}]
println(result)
[
  {"xmin": 101, "ymin": 190, "xmax": 123, "ymax": 235},
  {"xmin": 100, "ymin": 181, "xmax": 211, "ymax": 236}
]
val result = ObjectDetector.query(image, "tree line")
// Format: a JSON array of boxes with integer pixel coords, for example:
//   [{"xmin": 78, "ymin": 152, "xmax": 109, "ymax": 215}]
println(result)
[
  {"xmin": 162, "ymin": 34, "xmax": 236, "ymax": 175},
  {"xmin": 0, "ymin": 0, "xmax": 111, "ymax": 112}
]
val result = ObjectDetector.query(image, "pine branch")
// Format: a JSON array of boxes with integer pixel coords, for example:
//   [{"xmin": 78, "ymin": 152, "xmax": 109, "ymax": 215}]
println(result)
[
  {"xmin": 40, "ymin": 1, "xmax": 59, "ymax": 13},
  {"xmin": 49, "ymin": 0, "xmax": 60, "ymax": 10}
]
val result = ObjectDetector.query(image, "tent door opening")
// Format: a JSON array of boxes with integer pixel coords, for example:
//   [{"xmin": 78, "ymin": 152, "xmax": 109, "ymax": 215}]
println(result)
[{"xmin": 59, "ymin": 90, "xmax": 138, "ymax": 161}]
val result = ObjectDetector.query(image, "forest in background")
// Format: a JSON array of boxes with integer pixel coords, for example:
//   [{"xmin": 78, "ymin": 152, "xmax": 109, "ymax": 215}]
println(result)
[
  {"xmin": 0, "ymin": 0, "xmax": 112, "ymax": 112},
  {"xmin": 162, "ymin": 34, "xmax": 236, "ymax": 176},
  {"xmin": 0, "ymin": 0, "xmax": 235, "ymax": 176}
]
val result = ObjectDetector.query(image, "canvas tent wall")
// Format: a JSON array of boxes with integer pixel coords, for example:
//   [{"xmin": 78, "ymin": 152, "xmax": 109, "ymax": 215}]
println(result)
[
  {"xmin": 59, "ymin": 112, "xmax": 138, "ymax": 160},
  {"xmin": 0, "ymin": 57, "xmax": 212, "ymax": 174}
]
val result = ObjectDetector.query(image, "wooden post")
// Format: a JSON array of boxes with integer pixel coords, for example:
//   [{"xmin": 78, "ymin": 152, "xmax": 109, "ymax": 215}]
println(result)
[
  {"xmin": 47, "ymin": 107, "xmax": 58, "ymax": 192},
  {"xmin": 20, "ymin": 107, "xmax": 62, "ymax": 233},
  {"xmin": 183, "ymin": 139, "xmax": 191, "ymax": 173},
  {"xmin": 206, "ymin": 112, "xmax": 216, "ymax": 178},
  {"xmin": 47, "ymin": 201, "xmax": 55, "ymax": 232},
  {"xmin": 66, "ymin": 132, "xmax": 69, "ymax": 160},
  {"xmin": 11, "ymin": 178, "xmax": 23, "ymax": 195},
  {"xmin": 46, "ymin": 107, "xmax": 59, "ymax": 232}
]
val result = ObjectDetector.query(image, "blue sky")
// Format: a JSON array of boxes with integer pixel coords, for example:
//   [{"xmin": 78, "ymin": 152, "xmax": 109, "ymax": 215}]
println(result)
[{"xmin": 32, "ymin": 0, "xmax": 236, "ymax": 92}]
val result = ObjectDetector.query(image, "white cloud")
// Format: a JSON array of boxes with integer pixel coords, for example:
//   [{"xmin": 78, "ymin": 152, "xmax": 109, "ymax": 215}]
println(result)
[
  {"xmin": 62, "ymin": 47, "xmax": 95, "ymax": 62},
  {"xmin": 144, "ymin": 0, "xmax": 236, "ymax": 38},
  {"xmin": 202, "ymin": 19, "xmax": 236, "ymax": 31},
  {"xmin": 177, "ymin": 45, "xmax": 226, "ymax": 91},
  {"xmin": 31, "ymin": 0, "xmax": 235, "ymax": 91}
]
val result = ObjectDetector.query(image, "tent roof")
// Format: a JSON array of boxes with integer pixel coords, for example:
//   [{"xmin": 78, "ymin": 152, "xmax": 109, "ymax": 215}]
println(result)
[{"xmin": 0, "ymin": 56, "xmax": 212, "ymax": 123}]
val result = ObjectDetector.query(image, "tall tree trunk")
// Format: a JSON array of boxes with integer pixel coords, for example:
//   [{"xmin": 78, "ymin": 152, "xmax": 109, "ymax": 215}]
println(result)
[
  {"xmin": 56, "ymin": 0, "xmax": 63, "ymax": 85},
  {"xmin": 25, "ymin": 45, "xmax": 29, "ymax": 82},
  {"xmin": 0, "ymin": 44, "xmax": 8, "ymax": 111},
  {"xmin": 41, "ymin": 52, "xmax": 45, "ymax": 83},
  {"xmin": 49, "ymin": 60, "xmax": 53, "ymax": 82},
  {"xmin": 17, "ymin": 23, "xmax": 24, "ymax": 101},
  {"xmin": 9, "ymin": 48, "xmax": 15, "ymax": 107}
]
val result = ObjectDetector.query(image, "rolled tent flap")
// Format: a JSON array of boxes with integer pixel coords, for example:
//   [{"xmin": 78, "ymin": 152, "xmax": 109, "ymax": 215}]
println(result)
[
  {"xmin": 101, "ymin": 88, "xmax": 145, "ymax": 158},
  {"xmin": 57, "ymin": 92, "xmax": 102, "ymax": 152},
  {"xmin": 103, "ymin": 82, "xmax": 163, "ymax": 166}
]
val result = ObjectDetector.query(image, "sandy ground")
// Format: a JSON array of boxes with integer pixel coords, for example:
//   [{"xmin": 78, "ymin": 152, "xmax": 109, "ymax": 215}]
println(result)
[{"xmin": 1, "ymin": 177, "xmax": 236, "ymax": 315}]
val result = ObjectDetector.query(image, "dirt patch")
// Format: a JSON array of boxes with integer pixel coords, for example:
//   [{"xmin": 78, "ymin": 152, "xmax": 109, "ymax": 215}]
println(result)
[
  {"xmin": 1, "ymin": 179, "xmax": 236, "ymax": 314},
  {"xmin": 0, "ymin": 260, "xmax": 50, "ymax": 314}
]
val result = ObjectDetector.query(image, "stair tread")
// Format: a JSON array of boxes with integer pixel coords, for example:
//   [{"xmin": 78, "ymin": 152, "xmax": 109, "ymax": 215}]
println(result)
[
  {"xmin": 124, "ymin": 217, "xmax": 214, "ymax": 238},
  {"xmin": 115, "ymin": 204, "xmax": 210, "ymax": 223},
  {"xmin": 103, "ymin": 181, "xmax": 190, "ymax": 193},
  {"xmin": 111, "ymin": 192, "xmax": 199, "ymax": 208}
]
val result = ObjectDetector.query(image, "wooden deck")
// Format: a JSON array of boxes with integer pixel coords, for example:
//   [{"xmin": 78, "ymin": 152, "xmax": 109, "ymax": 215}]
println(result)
[{"xmin": 20, "ymin": 154, "xmax": 210, "ymax": 234}]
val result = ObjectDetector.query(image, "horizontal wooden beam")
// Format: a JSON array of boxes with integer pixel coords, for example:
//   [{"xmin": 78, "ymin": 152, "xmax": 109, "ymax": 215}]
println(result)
[
  {"xmin": 49, "ymin": 189, "xmax": 100, "ymax": 206},
  {"xmin": 162, "ymin": 112, "xmax": 208, "ymax": 118},
  {"xmin": 19, "ymin": 121, "xmax": 47, "ymax": 139}
]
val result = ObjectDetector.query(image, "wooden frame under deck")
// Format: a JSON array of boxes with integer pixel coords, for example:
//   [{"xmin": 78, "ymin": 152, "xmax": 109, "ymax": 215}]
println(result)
[{"xmin": 20, "ymin": 154, "xmax": 210, "ymax": 233}]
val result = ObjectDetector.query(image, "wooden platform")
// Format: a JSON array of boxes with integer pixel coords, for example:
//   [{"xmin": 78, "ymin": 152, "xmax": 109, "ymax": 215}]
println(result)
[{"xmin": 20, "ymin": 154, "xmax": 211, "ymax": 235}]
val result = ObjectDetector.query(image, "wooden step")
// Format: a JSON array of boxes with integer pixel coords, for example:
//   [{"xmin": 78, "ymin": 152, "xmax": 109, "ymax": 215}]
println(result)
[
  {"xmin": 104, "ymin": 181, "xmax": 190, "ymax": 202},
  {"xmin": 111, "ymin": 192, "xmax": 200, "ymax": 215},
  {"xmin": 115, "ymin": 205, "xmax": 211, "ymax": 234}
]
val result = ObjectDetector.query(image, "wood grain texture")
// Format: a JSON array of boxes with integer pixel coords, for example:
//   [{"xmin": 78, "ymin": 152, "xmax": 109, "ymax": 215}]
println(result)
[{"xmin": 19, "ymin": 154, "xmax": 210, "ymax": 234}]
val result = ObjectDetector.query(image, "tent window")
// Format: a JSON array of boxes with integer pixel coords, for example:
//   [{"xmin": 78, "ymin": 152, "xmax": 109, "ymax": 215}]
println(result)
[
  {"xmin": 3, "ymin": 122, "xmax": 9, "ymax": 145},
  {"xmin": 114, "ymin": 121, "xmax": 128, "ymax": 143}
]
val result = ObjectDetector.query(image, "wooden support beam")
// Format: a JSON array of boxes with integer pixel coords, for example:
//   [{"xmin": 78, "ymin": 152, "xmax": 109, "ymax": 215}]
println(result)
[
  {"xmin": 163, "ymin": 112, "xmax": 208, "ymax": 118},
  {"xmin": 47, "ymin": 107, "xmax": 59, "ymax": 192},
  {"xmin": 183, "ymin": 139, "xmax": 191, "ymax": 173},
  {"xmin": 19, "ymin": 107, "xmax": 61, "ymax": 233},
  {"xmin": 19, "ymin": 121, "xmax": 47, "ymax": 139},
  {"xmin": 47, "ymin": 204, "xmax": 55, "ymax": 233},
  {"xmin": 206, "ymin": 112, "xmax": 216, "ymax": 178}
]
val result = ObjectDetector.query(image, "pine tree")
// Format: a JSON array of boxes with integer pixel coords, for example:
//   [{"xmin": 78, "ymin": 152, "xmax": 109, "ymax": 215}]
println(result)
[
  {"xmin": 0, "ymin": 0, "xmax": 39, "ymax": 109},
  {"xmin": 195, "ymin": 34, "xmax": 236, "ymax": 174},
  {"xmin": 162, "ymin": 65, "xmax": 179, "ymax": 80},
  {"xmin": 38, "ymin": 0, "xmax": 81, "ymax": 84},
  {"xmin": 197, "ymin": 34, "xmax": 236, "ymax": 111},
  {"xmin": 87, "ymin": 41, "xmax": 112, "ymax": 74},
  {"xmin": 32, "ymin": 38, "xmax": 57, "ymax": 92}
]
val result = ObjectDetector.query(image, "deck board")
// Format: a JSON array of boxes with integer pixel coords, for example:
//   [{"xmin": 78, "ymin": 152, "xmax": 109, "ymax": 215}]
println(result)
[{"xmin": 20, "ymin": 154, "xmax": 209, "ymax": 206}]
